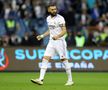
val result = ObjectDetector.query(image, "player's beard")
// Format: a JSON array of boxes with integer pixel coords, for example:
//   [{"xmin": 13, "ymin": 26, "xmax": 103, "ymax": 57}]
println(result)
[{"xmin": 50, "ymin": 12, "xmax": 57, "ymax": 17}]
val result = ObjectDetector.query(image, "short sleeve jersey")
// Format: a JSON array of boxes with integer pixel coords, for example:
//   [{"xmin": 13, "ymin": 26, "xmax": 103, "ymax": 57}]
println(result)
[{"xmin": 46, "ymin": 14, "xmax": 66, "ymax": 40}]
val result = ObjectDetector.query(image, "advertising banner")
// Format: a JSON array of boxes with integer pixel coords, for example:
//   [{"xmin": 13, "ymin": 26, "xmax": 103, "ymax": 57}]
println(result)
[{"xmin": 0, "ymin": 47, "xmax": 108, "ymax": 71}]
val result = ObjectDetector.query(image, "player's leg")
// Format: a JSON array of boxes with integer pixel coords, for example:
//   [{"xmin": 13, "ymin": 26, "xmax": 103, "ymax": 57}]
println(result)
[
  {"xmin": 61, "ymin": 59, "xmax": 74, "ymax": 86},
  {"xmin": 31, "ymin": 56, "xmax": 50, "ymax": 85},
  {"xmin": 56, "ymin": 40, "xmax": 74, "ymax": 85},
  {"xmin": 39, "ymin": 56, "xmax": 51, "ymax": 81},
  {"xmin": 31, "ymin": 43, "xmax": 55, "ymax": 85}
]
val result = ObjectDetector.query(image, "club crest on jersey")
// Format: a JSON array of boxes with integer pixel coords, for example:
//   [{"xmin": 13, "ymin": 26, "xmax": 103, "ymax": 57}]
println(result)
[{"xmin": 49, "ymin": 25, "xmax": 56, "ymax": 29}]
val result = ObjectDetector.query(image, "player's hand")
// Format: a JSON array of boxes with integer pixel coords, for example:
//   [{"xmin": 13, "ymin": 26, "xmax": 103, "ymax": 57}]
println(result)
[
  {"xmin": 52, "ymin": 36, "xmax": 59, "ymax": 40},
  {"xmin": 36, "ymin": 35, "xmax": 44, "ymax": 40}
]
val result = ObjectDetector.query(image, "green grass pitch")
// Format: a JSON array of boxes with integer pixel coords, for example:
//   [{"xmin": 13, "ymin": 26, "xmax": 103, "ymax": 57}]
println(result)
[{"xmin": 0, "ymin": 72, "xmax": 108, "ymax": 90}]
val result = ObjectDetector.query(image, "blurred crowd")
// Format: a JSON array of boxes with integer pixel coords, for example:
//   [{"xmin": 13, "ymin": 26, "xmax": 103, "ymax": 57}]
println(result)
[{"xmin": 0, "ymin": 0, "xmax": 108, "ymax": 47}]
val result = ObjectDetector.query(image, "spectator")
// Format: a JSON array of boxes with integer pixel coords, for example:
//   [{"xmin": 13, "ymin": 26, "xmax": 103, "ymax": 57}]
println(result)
[
  {"xmin": 4, "ymin": 11, "xmax": 20, "ymax": 46},
  {"xmin": 90, "ymin": 4, "xmax": 100, "ymax": 26},
  {"xmin": 33, "ymin": 18, "xmax": 48, "ymax": 46},
  {"xmin": 75, "ymin": 31, "xmax": 85, "ymax": 47},
  {"xmin": 0, "ymin": 0, "xmax": 108, "ymax": 46},
  {"xmin": 86, "ymin": 0, "xmax": 96, "ymax": 10},
  {"xmin": 32, "ymin": 0, "xmax": 46, "ymax": 19},
  {"xmin": 0, "ymin": 0, "xmax": 4, "ymax": 18}
]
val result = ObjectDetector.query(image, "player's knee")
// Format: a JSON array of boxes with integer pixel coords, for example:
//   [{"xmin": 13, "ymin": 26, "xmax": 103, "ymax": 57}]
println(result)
[
  {"xmin": 61, "ymin": 58, "xmax": 67, "ymax": 61},
  {"xmin": 62, "ymin": 59, "xmax": 71, "ymax": 69},
  {"xmin": 43, "ymin": 56, "xmax": 51, "ymax": 61},
  {"xmin": 41, "ymin": 56, "xmax": 50, "ymax": 69},
  {"xmin": 41, "ymin": 59, "xmax": 48, "ymax": 69}
]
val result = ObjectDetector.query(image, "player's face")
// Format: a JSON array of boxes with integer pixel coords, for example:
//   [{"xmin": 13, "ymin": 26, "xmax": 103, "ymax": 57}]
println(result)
[{"xmin": 48, "ymin": 6, "xmax": 57, "ymax": 16}]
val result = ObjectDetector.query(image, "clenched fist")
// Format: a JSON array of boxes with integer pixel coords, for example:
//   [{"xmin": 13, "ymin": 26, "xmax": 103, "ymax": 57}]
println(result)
[{"xmin": 36, "ymin": 35, "xmax": 44, "ymax": 40}]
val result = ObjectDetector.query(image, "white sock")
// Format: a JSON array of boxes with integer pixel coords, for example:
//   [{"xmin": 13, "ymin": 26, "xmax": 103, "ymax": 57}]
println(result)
[
  {"xmin": 39, "ymin": 68, "xmax": 47, "ymax": 81},
  {"xmin": 63, "ymin": 60, "xmax": 72, "ymax": 82},
  {"xmin": 39, "ymin": 58, "xmax": 48, "ymax": 81}
]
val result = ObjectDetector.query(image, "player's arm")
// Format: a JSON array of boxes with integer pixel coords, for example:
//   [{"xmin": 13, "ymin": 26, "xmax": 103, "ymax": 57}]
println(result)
[
  {"xmin": 52, "ymin": 24, "xmax": 67, "ymax": 40},
  {"xmin": 37, "ymin": 30, "xmax": 50, "ymax": 40}
]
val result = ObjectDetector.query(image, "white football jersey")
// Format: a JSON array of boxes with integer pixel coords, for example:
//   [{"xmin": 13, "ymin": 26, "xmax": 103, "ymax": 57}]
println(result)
[{"xmin": 47, "ymin": 14, "xmax": 65, "ymax": 40}]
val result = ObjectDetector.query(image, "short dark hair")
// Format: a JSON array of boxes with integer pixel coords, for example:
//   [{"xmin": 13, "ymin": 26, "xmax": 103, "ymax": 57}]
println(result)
[{"xmin": 47, "ymin": 3, "xmax": 56, "ymax": 8}]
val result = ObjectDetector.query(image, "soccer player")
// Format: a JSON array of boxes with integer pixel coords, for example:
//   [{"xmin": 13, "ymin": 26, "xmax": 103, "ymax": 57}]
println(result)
[{"xmin": 31, "ymin": 4, "xmax": 74, "ymax": 86}]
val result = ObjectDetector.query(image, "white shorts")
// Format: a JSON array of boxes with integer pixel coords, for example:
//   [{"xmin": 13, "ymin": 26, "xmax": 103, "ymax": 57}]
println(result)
[{"xmin": 44, "ymin": 39, "xmax": 67, "ymax": 59}]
